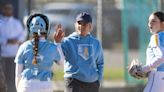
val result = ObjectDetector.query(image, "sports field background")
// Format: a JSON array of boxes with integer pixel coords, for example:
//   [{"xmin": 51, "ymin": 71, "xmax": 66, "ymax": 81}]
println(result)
[{"xmin": 0, "ymin": 0, "xmax": 164, "ymax": 91}]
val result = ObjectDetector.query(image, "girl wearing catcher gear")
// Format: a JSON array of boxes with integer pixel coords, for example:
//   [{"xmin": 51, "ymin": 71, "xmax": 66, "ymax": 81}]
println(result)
[
  {"xmin": 129, "ymin": 11, "xmax": 164, "ymax": 92},
  {"xmin": 14, "ymin": 13, "xmax": 64, "ymax": 92}
]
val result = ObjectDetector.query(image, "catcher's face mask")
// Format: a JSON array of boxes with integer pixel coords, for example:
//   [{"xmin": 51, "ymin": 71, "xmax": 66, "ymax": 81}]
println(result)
[{"xmin": 27, "ymin": 13, "xmax": 50, "ymax": 36}]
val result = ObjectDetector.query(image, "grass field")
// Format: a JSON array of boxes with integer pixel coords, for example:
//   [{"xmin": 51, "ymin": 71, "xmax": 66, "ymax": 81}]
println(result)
[
  {"xmin": 53, "ymin": 67, "xmax": 124, "ymax": 81},
  {"xmin": 104, "ymin": 67, "xmax": 124, "ymax": 80}
]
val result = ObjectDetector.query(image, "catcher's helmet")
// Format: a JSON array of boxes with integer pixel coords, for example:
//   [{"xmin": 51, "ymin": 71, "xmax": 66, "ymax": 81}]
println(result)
[{"xmin": 27, "ymin": 13, "xmax": 49, "ymax": 36}]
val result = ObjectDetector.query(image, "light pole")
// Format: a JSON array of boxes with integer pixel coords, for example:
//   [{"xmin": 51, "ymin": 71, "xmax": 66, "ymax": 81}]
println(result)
[{"xmin": 97, "ymin": 0, "xmax": 102, "ymax": 44}]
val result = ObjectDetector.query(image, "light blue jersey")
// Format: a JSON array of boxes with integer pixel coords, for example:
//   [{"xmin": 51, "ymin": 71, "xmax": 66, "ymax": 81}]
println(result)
[
  {"xmin": 61, "ymin": 32, "xmax": 104, "ymax": 83},
  {"xmin": 146, "ymin": 31, "xmax": 164, "ymax": 72},
  {"xmin": 14, "ymin": 40, "xmax": 61, "ymax": 81}
]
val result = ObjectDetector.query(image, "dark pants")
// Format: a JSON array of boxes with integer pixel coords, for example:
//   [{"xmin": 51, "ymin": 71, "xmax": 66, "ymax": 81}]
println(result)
[
  {"xmin": 64, "ymin": 78, "xmax": 100, "ymax": 92},
  {"xmin": 0, "ymin": 88, "xmax": 6, "ymax": 92},
  {"xmin": 0, "ymin": 61, "xmax": 7, "ymax": 92},
  {"xmin": 1, "ymin": 57, "xmax": 16, "ymax": 92}
]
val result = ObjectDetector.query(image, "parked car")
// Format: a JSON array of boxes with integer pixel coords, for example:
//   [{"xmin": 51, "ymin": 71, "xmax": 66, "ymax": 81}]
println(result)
[{"xmin": 41, "ymin": 2, "xmax": 97, "ymax": 40}]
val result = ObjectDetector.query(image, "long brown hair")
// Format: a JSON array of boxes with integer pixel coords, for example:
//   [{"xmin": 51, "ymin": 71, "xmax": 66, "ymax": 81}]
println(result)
[{"xmin": 32, "ymin": 32, "xmax": 39, "ymax": 65}]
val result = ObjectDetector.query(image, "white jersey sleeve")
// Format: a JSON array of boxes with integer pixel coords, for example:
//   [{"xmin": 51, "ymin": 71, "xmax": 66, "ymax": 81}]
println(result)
[{"xmin": 143, "ymin": 32, "xmax": 164, "ymax": 72}]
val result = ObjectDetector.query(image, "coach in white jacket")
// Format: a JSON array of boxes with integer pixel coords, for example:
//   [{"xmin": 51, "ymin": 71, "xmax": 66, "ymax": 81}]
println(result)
[{"xmin": 0, "ymin": 2, "xmax": 26, "ymax": 92}]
